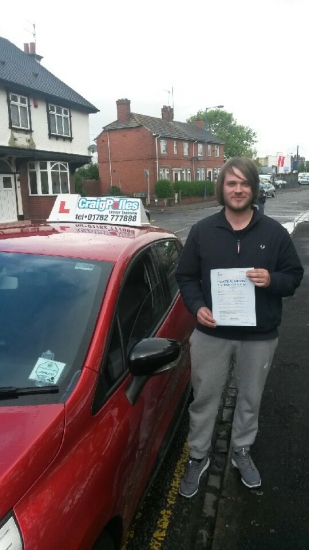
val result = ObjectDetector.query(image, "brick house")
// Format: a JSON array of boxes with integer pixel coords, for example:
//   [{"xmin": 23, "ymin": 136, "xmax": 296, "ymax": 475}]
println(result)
[
  {"xmin": 97, "ymin": 99, "xmax": 224, "ymax": 198},
  {"xmin": 0, "ymin": 37, "xmax": 98, "ymax": 224}
]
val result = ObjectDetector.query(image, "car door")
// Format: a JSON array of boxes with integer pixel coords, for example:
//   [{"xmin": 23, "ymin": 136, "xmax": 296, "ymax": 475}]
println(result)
[{"xmin": 89, "ymin": 244, "xmax": 188, "ymax": 533}]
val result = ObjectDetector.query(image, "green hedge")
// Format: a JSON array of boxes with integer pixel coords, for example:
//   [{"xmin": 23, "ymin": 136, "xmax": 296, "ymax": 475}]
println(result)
[
  {"xmin": 155, "ymin": 179, "xmax": 173, "ymax": 198},
  {"xmin": 173, "ymin": 180, "xmax": 214, "ymax": 197},
  {"xmin": 155, "ymin": 180, "xmax": 215, "ymax": 198}
]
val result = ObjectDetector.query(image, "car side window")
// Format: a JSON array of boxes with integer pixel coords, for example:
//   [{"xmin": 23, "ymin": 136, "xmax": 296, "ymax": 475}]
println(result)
[
  {"xmin": 155, "ymin": 240, "xmax": 180, "ymax": 305},
  {"xmin": 118, "ymin": 252, "xmax": 165, "ymax": 352},
  {"xmin": 92, "ymin": 248, "xmax": 174, "ymax": 412}
]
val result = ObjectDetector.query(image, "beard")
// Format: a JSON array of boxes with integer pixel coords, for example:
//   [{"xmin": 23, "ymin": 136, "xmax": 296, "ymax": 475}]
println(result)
[{"xmin": 224, "ymin": 194, "xmax": 253, "ymax": 213}]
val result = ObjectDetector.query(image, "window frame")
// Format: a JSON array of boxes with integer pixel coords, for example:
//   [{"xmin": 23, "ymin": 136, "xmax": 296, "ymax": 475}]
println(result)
[
  {"xmin": 183, "ymin": 142, "xmax": 189, "ymax": 156},
  {"xmin": 28, "ymin": 161, "xmax": 70, "ymax": 196},
  {"xmin": 92, "ymin": 244, "xmax": 171, "ymax": 412},
  {"xmin": 197, "ymin": 143, "xmax": 203, "ymax": 157},
  {"xmin": 160, "ymin": 139, "xmax": 167, "ymax": 155},
  {"xmin": 207, "ymin": 144, "xmax": 211, "ymax": 157},
  {"xmin": 7, "ymin": 91, "xmax": 31, "ymax": 132},
  {"xmin": 153, "ymin": 239, "xmax": 181, "ymax": 308},
  {"xmin": 174, "ymin": 141, "xmax": 178, "ymax": 155},
  {"xmin": 197, "ymin": 167, "xmax": 206, "ymax": 181},
  {"xmin": 215, "ymin": 145, "xmax": 220, "ymax": 157},
  {"xmin": 159, "ymin": 167, "xmax": 170, "ymax": 181},
  {"xmin": 47, "ymin": 103, "xmax": 72, "ymax": 140},
  {"xmin": 182, "ymin": 167, "xmax": 191, "ymax": 181}
]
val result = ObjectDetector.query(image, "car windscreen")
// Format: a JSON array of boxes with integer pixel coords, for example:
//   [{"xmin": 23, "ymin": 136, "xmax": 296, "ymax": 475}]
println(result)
[{"xmin": 0, "ymin": 253, "xmax": 113, "ymax": 406}]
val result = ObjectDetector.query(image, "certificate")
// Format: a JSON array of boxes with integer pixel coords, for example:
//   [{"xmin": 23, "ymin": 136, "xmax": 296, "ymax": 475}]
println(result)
[{"xmin": 211, "ymin": 268, "xmax": 256, "ymax": 326}]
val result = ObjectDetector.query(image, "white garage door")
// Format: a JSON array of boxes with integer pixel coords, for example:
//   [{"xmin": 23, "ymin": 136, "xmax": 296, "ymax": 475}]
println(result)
[{"xmin": 0, "ymin": 175, "xmax": 18, "ymax": 223}]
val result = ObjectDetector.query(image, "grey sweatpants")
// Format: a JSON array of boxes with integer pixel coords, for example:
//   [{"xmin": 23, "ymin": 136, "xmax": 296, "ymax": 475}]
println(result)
[{"xmin": 188, "ymin": 329, "xmax": 278, "ymax": 459}]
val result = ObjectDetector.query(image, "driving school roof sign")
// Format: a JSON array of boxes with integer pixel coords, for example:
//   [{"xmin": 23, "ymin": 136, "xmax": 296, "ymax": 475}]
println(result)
[{"xmin": 47, "ymin": 195, "xmax": 150, "ymax": 226}]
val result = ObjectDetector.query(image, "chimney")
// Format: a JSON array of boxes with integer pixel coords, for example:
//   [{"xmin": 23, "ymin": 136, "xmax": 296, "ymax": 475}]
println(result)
[
  {"xmin": 116, "ymin": 99, "xmax": 131, "ymax": 124},
  {"xmin": 24, "ymin": 41, "xmax": 43, "ymax": 63},
  {"xmin": 193, "ymin": 118, "xmax": 205, "ymax": 129},
  {"xmin": 161, "ymin": 105, "xmax": 174, "ymax": 122}
]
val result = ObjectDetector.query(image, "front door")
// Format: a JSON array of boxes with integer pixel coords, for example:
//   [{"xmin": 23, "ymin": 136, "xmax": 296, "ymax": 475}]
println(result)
[
  {"xmin": 173, "ymin": 170, "xmax": 182, "ymax": 183},
  {"xmin": 0, "ymin": 176, "xmax": 17, "ymax": 223}
]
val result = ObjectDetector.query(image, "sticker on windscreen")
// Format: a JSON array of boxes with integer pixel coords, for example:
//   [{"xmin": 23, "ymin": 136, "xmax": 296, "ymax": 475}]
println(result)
[
  {"xmin": 75, "ymin": 263, "xmax": 94, "ymax": 271},
  {"xmin": 29, "ymin": 358, "xmax": 66, "ymax": 385}
]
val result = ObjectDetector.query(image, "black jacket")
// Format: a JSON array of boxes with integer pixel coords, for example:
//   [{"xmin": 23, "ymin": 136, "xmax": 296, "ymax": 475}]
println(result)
[
  {"xmin": 258, "ymin": 188, "xmax": 267, "ymax": 205},
  {"xmin": 175, "ymin": 208, "xmax": 304, "ymax": 340}
]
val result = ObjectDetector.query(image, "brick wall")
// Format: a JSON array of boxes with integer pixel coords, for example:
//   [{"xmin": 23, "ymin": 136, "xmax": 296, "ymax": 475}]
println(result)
[
  {"xmin": 98, "ymin": 127, "xmax": 224, "ymax": 197},
  {"xmin": 19, "ymin": 163, "xmax": 75, "ymax": 222}
]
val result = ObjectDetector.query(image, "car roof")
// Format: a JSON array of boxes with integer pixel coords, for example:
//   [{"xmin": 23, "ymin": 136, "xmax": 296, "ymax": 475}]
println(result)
[{"xmin": 0, "ymin": 223, "xmax": 177, "ymax": 263}]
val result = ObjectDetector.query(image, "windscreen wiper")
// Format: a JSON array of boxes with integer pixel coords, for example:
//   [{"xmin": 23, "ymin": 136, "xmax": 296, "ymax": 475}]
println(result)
[{"xmin": 0, "ymin": 385, "xmax": 59, "ymax": 399}]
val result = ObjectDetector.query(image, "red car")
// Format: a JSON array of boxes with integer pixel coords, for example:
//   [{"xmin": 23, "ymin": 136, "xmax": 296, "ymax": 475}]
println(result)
[{"xmin": 0, "ymin": 196, "xmax": 195, "ymax": 550}]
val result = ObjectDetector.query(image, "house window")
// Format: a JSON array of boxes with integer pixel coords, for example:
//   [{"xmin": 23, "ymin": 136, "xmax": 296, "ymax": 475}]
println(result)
[
  {"xmin": 160, "ymin": 139, "xmax": 167, "ymax": 154},
  {"xmin": 197, "ymin": 168, "xmax": 205, "ymax": 181},
  {"xmin": 48, "ymin": 104, "xmax": 71, "ymax": 137},
  {"xmin": 198, "ymin": 143, "xmax": 203, "ymax": 157},
  {"xmin": 207, "ymin": 144, "xmax": 211, "ymax": 157},
  {"xmin": 28, "ymin": 161, "xmax": 70, "ymax": 195},
  {"xmin": 9, "ymin": 93, "xmax": 30, "ymax": 130},
  {"xmin": 182, "ymin": 168, "xmax": 191, "ymax": 181},
  {"xmin": 159, "ymin": 167, "xmax": 170, "ymax": 180},
  {"xmin": 215, "ymin": 145, "xmax": 220, "ymax": 157},
  {"xmin": 183, "ymin": 142, "xmax": 189, "ymax": 156},
  {"xmin": 174, "ymin": 141, "xmax": 178, "ymax": 154},
  {"xmin": 214, "ymin": 167, "xmax": 220, "ymax": 181}
]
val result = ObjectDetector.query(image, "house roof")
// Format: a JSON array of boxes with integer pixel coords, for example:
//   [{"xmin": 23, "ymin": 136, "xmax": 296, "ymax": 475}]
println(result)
[
  {"xmin": 0, "ymin": 37, "xmax": 98, "ymax": 113},
  {"xmin": 103, "ymin": 112, "xmax": 224, "ymax": 144}
]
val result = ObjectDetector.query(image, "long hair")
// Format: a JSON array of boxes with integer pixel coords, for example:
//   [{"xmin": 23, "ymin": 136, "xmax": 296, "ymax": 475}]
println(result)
[{"xmin": 216, "ymin": 157, "xmax": 260, "ymax": 205}]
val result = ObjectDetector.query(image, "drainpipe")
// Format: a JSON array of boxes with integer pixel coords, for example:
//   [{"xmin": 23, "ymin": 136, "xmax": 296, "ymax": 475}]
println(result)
[
  {"xmin": 107, "ymin": 131, "xmax": 113, "ymax": 187},
  {"xmin": 193, "ymin": 141, "xmax": 198, "ymax": 180},
  {"xmin": 155, "ymin": 134, "xmax": 161, "ymax": 181}
]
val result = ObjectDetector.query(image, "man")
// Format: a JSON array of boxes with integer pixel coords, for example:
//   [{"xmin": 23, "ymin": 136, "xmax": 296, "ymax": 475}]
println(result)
[
  {"xmin": 175, "ymin": 157, "xmax": 303, "ymax": 497},
  {"xmin": 257, "ymin": 182, "xmax": 266, "ymax": 214}
]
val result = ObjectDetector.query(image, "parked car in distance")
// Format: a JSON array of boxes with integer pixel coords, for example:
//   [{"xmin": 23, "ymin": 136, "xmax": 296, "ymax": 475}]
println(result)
[
  {"xmin": 0, "ymin": 195, "xmax": 195, "ymax": 550},
  {"xmin": 259, "ymin": 175, "xmax": 272, "ymax": 184},
  {"xmin": 298, "ymin": 176, "xmax": 309, "ymax": 185},
  {"xmin": 274, "ymin": 179, "xmax": 287, "ymax": 188},
  {"xmin": 261, "ymin": 182, "xmax": 276, "ymax": 197}
]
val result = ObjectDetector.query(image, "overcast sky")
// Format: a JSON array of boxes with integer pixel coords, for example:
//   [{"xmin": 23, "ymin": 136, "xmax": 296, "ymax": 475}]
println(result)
[{"xmin": 1, "ymin": 0, "xmax": 308, "ymax": 159}]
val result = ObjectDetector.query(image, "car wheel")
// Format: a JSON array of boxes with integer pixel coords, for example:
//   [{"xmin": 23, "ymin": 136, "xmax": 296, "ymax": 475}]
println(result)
[{"xmin": 93, "ymin": 531, "xmax": 116, "ymax": 550}]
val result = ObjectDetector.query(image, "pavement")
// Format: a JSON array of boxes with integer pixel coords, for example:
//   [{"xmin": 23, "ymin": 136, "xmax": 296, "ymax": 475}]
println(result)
[{"xmin": 203, "ymin": 221, "xmax": 309, "ymax": 550}]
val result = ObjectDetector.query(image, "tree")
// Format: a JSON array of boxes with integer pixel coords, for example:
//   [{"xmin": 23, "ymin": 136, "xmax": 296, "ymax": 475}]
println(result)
[
  {"xmin": 74, "ymin": 163, "xmax": 99, "ymax": 195},
  {"xmin": 187, "ymin": 109, "xmax": 257, "ymax": 160}
]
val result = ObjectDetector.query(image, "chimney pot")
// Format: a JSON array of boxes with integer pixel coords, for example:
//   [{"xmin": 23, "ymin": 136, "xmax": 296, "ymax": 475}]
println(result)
[
  {"xmin": 116, "ymin": 98, "xmax": 131, "ymax": 124},
  {"xmin": 24, "ymin": 43, "xmax": 29, "ymax": 54},
  {"xmin": 29, "ymin": 42, "xmax": 36, "ymax": 54}
]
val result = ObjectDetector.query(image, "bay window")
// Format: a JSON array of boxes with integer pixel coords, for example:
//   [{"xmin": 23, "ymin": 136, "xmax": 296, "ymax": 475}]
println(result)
[{"xmin": 28, "ymin": 161, "xmax": 70, "ymax": 195}]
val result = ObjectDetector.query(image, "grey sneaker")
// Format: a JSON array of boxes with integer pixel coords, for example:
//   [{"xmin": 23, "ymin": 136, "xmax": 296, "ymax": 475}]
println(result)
[
  {"xmin": 179, "ymin": 455, "xmax": 210, "ymax": 498},
  {"xmin": 231, "ymin": 447, "xmax": 261, "ymax": 488}
]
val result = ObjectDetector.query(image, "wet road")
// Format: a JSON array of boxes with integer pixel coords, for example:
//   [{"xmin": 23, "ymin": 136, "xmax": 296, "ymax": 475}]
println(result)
[{"xmin": 149, "ymin": 187, "xmax": 309, "ymax": 242}]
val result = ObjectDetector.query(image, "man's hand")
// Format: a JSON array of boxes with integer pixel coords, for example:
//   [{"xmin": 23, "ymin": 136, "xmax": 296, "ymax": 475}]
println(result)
[
  {"xmin": 246, "ymin": 268, "xmax": 271, "ymax": 287},
  {"xmin": 197, "ymin": 306, "xmax": 216, "ymax": 327}
]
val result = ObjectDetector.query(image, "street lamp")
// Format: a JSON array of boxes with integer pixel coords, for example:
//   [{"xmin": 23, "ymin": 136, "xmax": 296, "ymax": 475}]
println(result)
[{"xmin": 204, "ymin": 105, "xmax": 224, "ymax": 184}]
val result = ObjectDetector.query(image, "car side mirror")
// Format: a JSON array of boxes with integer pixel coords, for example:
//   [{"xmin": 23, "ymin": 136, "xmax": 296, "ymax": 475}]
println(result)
[{"xmin": 128, "ymin": 338, "xmax": 181, "ymax": 376}]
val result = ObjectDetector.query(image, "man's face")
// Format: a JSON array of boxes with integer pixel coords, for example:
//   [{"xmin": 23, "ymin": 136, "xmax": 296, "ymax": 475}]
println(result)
[{"xmin": 223, "ymin": 167, "xmax": 254, "ymax": 213}]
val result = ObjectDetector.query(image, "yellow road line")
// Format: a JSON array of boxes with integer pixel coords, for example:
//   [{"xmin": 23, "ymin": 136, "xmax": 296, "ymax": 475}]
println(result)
[
  {"xmin": 149, "ymin": 443, "xmax": 189, "ymax": 550},
  {"xmin": 122, "ymin": 442, "xmax": 189, "ymax": 550}
]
